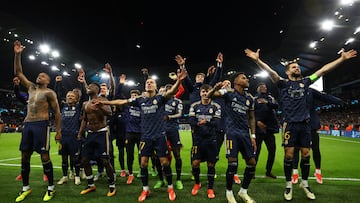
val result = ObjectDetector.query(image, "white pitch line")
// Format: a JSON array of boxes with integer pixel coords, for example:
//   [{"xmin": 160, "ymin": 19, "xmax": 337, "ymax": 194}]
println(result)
[
  {"xmin": 0, "ymin": 152, "xmax": 58, "ymax": 162},
  {"xmin": 321, "ymin": 136, "xmax": 360, "ymax": 144},
  {"xmin": 0, "ymin": 162, "xmax": 359, "ymax": 182}
]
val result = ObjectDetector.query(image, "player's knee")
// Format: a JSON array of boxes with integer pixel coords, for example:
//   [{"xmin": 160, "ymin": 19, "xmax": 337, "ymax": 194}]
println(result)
[
  {"xmin": 246, "ymin": 157, "xmax": 256, "ymax": 166},
  {"xmin": 227, "ymin": 161, "xmax": 237, "ymax": 174}
]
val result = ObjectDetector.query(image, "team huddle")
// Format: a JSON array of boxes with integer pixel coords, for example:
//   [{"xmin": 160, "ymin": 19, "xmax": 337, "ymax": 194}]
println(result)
[{"xmin": 12, "ymin": 40, "xmax": 357, "ymax": 203}]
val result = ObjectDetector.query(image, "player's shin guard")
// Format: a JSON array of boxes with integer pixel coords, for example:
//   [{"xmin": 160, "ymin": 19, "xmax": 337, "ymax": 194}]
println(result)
[
  {"xmin": 300, "ymin": 156, "xmax": 310, "ymax": 180},
  {"xmin": 21, "ymin": 160, "xmax": 31, "ymax": 186},
  {"xmin": 175, "ymin": 159, "xmax": 182, "ymax": 180},
  {"xmin": 226, "ymin": 161, "xmax": 237, "ymax": 190},
  {"xmin": 284, "ymin": 159, "xmax": 293, "ymax": 181},
  {"xmin": 43, "ymin": 160, "xmax": 54, "ymax": 185},
  {"xmin": 140, "ymin": 167, "xmax": 149, "ymax": 186},
  {"xmin": 207, "ymin": 166, "xmax": 215, "ymax": 189},
  {"xmin": 242, "ymin": 165, "xmax": 255, "ymax": 189},
  {"xmin": 61, "ymin": 162, "xmax": 69, "ymax": 177},
  {"xmin": 163, "ymin": 164, "xmax": 173, "ymax": 185},
  {"xmin": 192, "ymin": 167, "xmax": 200, "ymax": 184}
]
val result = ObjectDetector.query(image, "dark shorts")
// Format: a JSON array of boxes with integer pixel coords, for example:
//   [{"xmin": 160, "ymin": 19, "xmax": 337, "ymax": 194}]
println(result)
[
  {"xmin": 166, "ymin": 129, "xmax": 183, "ymax": 148},
  {"xmin": 125, "ymin": 132, "xmax": 141, "ymax": 146},
  {"xmin": 58, "ymin": 132, "xmax": 81, "ymax": 156},
  {"xmin": 139, "ymin": 136, "xmax": 169, "ymax": 158},
  {"xmin": 282, "ymin": 121, "xmax": 311, "ymax": 148},
  {"xmin": 20, "ymin": 120, "xmax": 50, "ymax": 154},
  {"xmin": 225, "ymin": 131, "xmax": 256, "ymax": 160},
  {"xmin": 191, "ymin": 141, "xmax": 217, "ymax": 163},
  {"xmin": 82, "ymin": 128, "xmax": 111, "ymax": 160}
]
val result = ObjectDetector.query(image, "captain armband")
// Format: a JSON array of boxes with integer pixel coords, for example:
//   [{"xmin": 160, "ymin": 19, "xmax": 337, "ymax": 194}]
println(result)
[
  {"xmin": 218, "ymin": 88, "xmax": 228, "ymax": 95},
  {"xmin": 309, "ymin": 74, "xmax": 318, "ymax": 82}
]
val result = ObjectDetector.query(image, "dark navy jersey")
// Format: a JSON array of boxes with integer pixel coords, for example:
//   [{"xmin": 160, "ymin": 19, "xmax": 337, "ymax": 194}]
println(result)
[
  {"xmin": 183, "ymin": 65, "xmax": 222, "ymax": 104},
  {"xmin": 61, "ymin": 103, "xmax": 81, "ymax": 135},
  {"xmin": 222, "ymin": 90, "xmax": 254, "ymax": 134},
  {"xmin": 124, "ymin": 105, "xmax": 142, "ymax": 133},
  {"xmin": 129, "ymin": 95, "xmax": 166, "ymax": 139},
  {"xmin": 278, "ymin": 77, "xmax": 312, "ymax": 122},
  {"xmin": 213, "ymin": 97, "xmax": 225, "ymax": 132},
  {"xmin": 254, "ymin": 93, "xmax": 279, "ymax": 133},
  {"xmin": 164, "ymin": 97, "xmax": 183, "ymax": 131},
  {"xmin": 189, "ymin": 100, "xmax": 221, "ymax": 144}
]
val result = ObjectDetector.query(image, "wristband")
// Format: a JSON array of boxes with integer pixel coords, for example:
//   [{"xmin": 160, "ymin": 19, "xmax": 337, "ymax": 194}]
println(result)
[{"xmin": 251, "ymin": 134, "xmax": 256, "ymax": 139}]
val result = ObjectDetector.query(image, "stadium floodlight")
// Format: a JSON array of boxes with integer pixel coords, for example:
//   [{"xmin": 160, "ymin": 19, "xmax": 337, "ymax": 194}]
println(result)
[
  {"xmin": 309, "ymin": 41, "xmax": 317, "ymax": 49},
  {"xmin": 51, "ymin": 50, "xmax": 60, "ymax": 58},
  {"xmin": 254, "ymin": 71, "xmax": 269, "ymax": 78},
  {"xmin": 125, "ymin": 80, "xmax": 136, "ymax": 86},
  {"xmin": 39, "ymin": 44, "xmax": 51, "ymax": 54},
  {"xmin": 100, "ymin": 72, "xmax": 110, "ymax": 79},
  {"xmin": 51, "ymin": 66, "xmax": 60, "ymax": 71},
  {"xmin": 28, "ymin": 55, "xmax": 36, "ymax": 60},
  {"xmin": 354, "ymin": 27, "xmax": 360, "ymax": 34},
  {"xmin": 345, "ymin": 38, "xmax": 355, "ymax": 45},
  {"xmin": 41, "ymin": 61, "xmax": 49, "ymax": 66},
  {"xmin": 151, "ymin": 75, "xmax": 158, "ymax": 80},
  {"xmin": 62, "ymin": 71, "xmax": 70, "ymax": 76},
  {"xmin": 74, "ymin": 63, "xmax": 82, "ymax": 69},
  {"xmin": 321, "ymin": 20, "xmax": 335, "ymax": 31}
]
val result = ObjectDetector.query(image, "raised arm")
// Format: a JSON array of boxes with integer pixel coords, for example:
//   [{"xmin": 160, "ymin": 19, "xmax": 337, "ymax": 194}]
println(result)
[
  {"xmin": 312, "ymin": 48, "xmax": 357, "ymax": 80},
  {"xmin": 104, "ymin": 63, "xmax": 115, "ymax": 99},
  {"xmin": 13, "ymin": 40, "xmax": 32, "ymax": 89},
  {"xmin": 244, "ymin": 48, "xmax": 281, "ymax": 83},
  {"xmin": 207, "ymin": 81, "xmax": 225, "ymax": 99},
  {"xmin": 175, "ymin": 54, "xmax": 194, "ymax": 92},
  {"xmin": 115, "ymin": 74, "xmax": 127, "ymax": 99},
  {"xmin": 164, "ymin": 68, "xmax": 187, "ymax": 100}
]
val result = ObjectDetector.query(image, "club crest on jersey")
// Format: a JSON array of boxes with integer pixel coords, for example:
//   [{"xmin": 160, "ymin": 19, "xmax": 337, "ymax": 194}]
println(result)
[
  {"xmin": 299, "ymin": 83, "xmax": 304, "ymax": 88},
  {"xmin": 246, "ymin": 100, "xmax": 250, "ymax": 106},
  {"xmin": 153, "ymin": 99, "xmax": 158, "ymax": 105},
  {"xmin": 172, "ymin": 101, "xmax": 176, "ymax": 106},
  {"xmin": 209, "ymin": 108, "xmax": 213, "ymax": 114}
]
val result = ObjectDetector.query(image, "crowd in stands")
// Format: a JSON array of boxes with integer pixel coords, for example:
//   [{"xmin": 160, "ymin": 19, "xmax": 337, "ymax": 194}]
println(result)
[{"xmin": 1, "ymin": 83, "xmax": 360, "ymax": 133}]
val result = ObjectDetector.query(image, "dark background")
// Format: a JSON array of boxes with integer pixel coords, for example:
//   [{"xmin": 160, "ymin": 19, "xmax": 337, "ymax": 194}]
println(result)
[{"xmin": 0, "ymin": 0, "xmax": 359, "ymax": 99}]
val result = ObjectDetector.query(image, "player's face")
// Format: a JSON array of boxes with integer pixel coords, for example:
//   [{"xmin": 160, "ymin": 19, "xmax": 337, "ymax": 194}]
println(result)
[
  {"xmin": 222, "ymin": 80, "xmax": 231, "ymax": 88},
  {"xmin": 286, "ymin": 63, "xmax": 302, "ymax": 78},
  {"xmin": 36, "ymin": 72, "xmax": 50, "ymax": 85},
  {"xmin": 145, "ymin": 79, "xmax": 157, "ymax": 92},
  {"xmin": 87, "ymin": 83, "xmax": 99, "ymax": 94},
  {"xmin": 200, "ymin": 88, "xmax": 209, "ymax": 99},
  {"xmin": 66, "ymin": 92, "xmax": 78, "ymax": 105},
  {"xmin": 100, "ymin": 85, "xmax": 108, "ymax": 96},
  {"xmin": 257, "ymin": 84, "xmax": 267, "ymax": 93},
  {"xmin": 195, "ymin": 74, "xmax": 205, "ymax": 83},
  {"xmin": 234, "ymin": 74, "xmax": 249, "ymax": 88}
]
